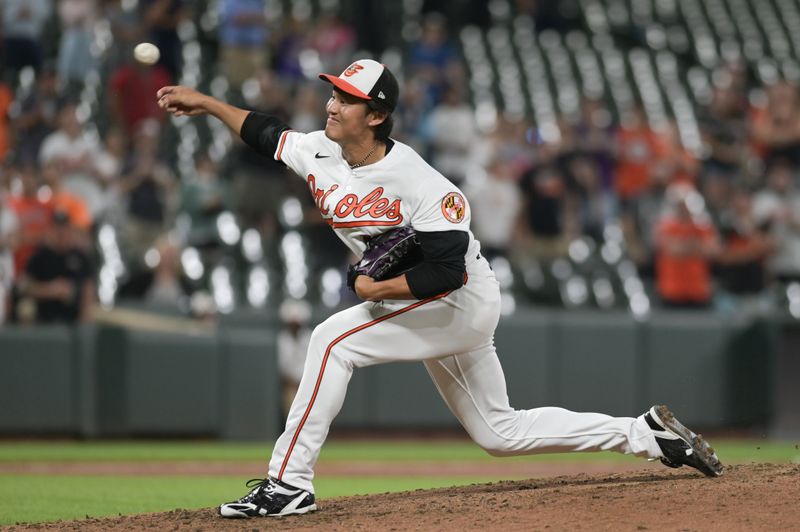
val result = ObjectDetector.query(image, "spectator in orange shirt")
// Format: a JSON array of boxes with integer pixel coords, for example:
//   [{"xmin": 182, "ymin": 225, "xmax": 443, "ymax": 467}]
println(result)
[
  {"xmin": 7, "ymin": 165, "xmax": 52, "ymax": 275},
  {"xmin": 617, "ymin": 121, "xmax": 695, "ymax": 277},
  {"xmin": 655, "ymin": 184, "xmax": 721, "ymax": 308},
  {"xmin": 614, "ymin": 105, "xmax": 661, "ymax": 207},
  {"xmin": 653, "ymin": 122, "xmax": 699, "ymax": 186},
  {"xmin": 41, "ymin": 160, "xmax": 93, "ymax": 233}
]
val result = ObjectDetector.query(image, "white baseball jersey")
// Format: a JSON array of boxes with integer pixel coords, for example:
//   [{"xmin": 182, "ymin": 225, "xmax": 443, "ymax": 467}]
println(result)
[
  {"xmin": 274, "ymin": 129, "xmax": 481, "ymax": 261},
  {"xmin": 265, "ymin": 129, "xmax": 663, "ymax": 494}
]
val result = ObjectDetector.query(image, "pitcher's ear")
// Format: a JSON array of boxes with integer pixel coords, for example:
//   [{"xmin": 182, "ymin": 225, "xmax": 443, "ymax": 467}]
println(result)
[{"xmin": 367, "ymin": 109, "xmax": 388, "ymax": 128}]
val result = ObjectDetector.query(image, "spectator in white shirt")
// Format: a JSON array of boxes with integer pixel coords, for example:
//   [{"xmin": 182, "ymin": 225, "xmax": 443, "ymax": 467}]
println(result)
[
  {"xmin": 752, "ymin": 159, "xmax": 800, "ymax": 282},
  {"xmin": 94, "ymin": 127, "xmax": 128, "ymax": 227},
  {"xmin": 428, "ymin": 85, "xmax": 478, "ymax": 186},
  {"xmin": 39, "ymin": 102, "xmax": 107, "ymax": 220},
  {"xmin": 464, "ymin": 156, "xmax": 522, "ymax": 260}
]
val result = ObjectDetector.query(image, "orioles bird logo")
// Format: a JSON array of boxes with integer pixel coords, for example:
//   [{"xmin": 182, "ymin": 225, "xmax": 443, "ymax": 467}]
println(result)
[
  {"xmin": 441, "ymin": 192, "xmax": 466, "ymax": 223},
  {"xmin": 343, "ymin": 63, "xmax": 363, "ymax": 77}
]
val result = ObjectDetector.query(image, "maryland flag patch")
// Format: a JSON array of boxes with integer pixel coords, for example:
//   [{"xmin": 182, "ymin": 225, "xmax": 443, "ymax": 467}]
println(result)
[{"xmin": 441, "ymin": 192, "xmax": 467, "ymax": 223}]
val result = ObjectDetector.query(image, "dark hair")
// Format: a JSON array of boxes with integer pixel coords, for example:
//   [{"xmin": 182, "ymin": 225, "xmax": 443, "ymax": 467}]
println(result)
[{"xmin": 366, "ymin": 100, "xmax": 394, "ymax": 141}]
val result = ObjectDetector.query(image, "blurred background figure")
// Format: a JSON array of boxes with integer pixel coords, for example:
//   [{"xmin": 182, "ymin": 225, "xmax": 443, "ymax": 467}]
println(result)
[
  {"xmin": 119, "ymin": 119, "xmax": 175, "ymax": 270},
  {"xmin": 391, "ymin": 75, "xmax": 432, "ymax": 152},
  {"xmin": 139, "ymin": 0, "xmax": 187, "ymax": 80},
  {"xmin": 0, "ymin": 187, "xmax": 20, "ymax": 324},
  {"xmin": 93, "ymin": 126, "xmax": 129, "ymax": 227},
  {"xmin": 620, "ymin": 160, "xmax": 671, "ymax": 277},
  {"xmin": 39, "ymin": 102, "xmax": 106, "ymax": 221},
  {"xmin": 572, "ymin": 97, "xmax": 615, "ymax": 187},
  {"xmin": 715, "ymin": 185, "xmax": 775, "ymax": 310},
  {"xmin": 517, "ymin": 140, "xmax": 571, "ymax": 261},
  {"xmin": 652, "ymin": 121, "xmax": 699, "ymax": 187},
  {"xmin": 407, "ymin": 12, "xmax": 461, "ymax": 104},
  {"xmin": 752, "ymin": 81, "xmax": 800, "ymax": 169},
  {"xmin": 567, "ymin": 154, "xmax": 614, "ymax": 243},
  {"xmin": 654, "ymin": 184, "xmax": 720, "ymax": 309},
  {"xmin": 102, "ymin": 0, "xmax": 145, "ymax": 69},
  {"xmin": 271, "ymin": 16, "xmax": 309, "ymax": 82},
  {"xmin": 752, "ymin": 160, "xmax": 800, "ymax": 284},
  {"xmin": 465, "ymin": 155, "xmax": 521, "ymax": 260},
  {"xmin": 290, "ymin": 85, "xmax": 326, "ymax": 133},
  {"xmin": 614, "ymin": 105, "xmax": 661, "ymax": 213},
  {"xmin": 217, "ymin": 0, "xmax": 268, "ymax": 89},
  {"xmin": 15, "ymin": 210, "xmax": 95, "ymax": 324},
  {"xmin": 57, "ymin": 0, "xmax": 98, "ymax": 95},
  {"xmin": 307, "ymin": 10, "xmax": 355, "ymax": 74},
  {"xmin": 108, "ymin": 51, "xmax": 172, "ymax": 135},
  {"xmin": 0, "ymin": 80, "xmax": 14, "ymax": 163},
  {"xmin": 0, "ymin": 0, "xmax": 52, "ymax": 78},
  {"xmin": 427, "ymin": 84, "xmax": 477, "ymax": 186},
  {"xmin": 8, "ymin": 64, "xmax": 61, "ymax": 166},
  {"xmin": 7, "ymin": 165, "xmax": 53, "ymax": 278},
  {"xmin": 698, "ymin": 75, "xmax": 748, "ymax": 183},
  {"xmin": 40, "ymin": 160, "xmax": 93, "ymax": 235},
  {"xmin": 179, "ymin": 152, "xmax": 231, "ymax": 249},
  {"xmin": 230, "ymin": 70, "xmax": 290, "ymax": 229},
  {"xmin": 143, "ymin": 235, "xmax": 189, "ymax": 306},
  {"xmin": 276, "ymin": 299, "xmax": 312, "ymax": 419}
]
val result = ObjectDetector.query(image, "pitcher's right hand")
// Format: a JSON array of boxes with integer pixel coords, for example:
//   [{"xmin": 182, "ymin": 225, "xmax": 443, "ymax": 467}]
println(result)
[{"xmin": 157, "ymin": 86, "xmax": 209, "ymax": 117}]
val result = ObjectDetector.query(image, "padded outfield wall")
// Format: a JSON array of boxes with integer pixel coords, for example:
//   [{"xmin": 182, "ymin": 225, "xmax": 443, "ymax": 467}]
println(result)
[{"xmin": 0, "ymin": 308, "xmax": 788, "ymax": 439}]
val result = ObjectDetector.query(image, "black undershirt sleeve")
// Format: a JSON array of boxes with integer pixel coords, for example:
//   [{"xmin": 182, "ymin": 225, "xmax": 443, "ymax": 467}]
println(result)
[
  {"xmin": 239, "ymin": 111, "xmax": 291, "ymax": 159},
  {"xmin": 405, "ymin": 230, "xmax": 469, "ymax": 299}
]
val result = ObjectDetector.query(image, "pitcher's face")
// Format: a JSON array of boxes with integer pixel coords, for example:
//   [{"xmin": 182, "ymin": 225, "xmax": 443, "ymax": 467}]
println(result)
[{"xmin": 324, "ymin": 89, "xmax": 375, "ymax": 144}]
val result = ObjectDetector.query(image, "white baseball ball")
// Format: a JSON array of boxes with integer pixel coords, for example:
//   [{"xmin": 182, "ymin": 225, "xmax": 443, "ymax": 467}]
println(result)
[{"xmin": 133, "ymin": 42, "xmax": 160, "ymax": 66}]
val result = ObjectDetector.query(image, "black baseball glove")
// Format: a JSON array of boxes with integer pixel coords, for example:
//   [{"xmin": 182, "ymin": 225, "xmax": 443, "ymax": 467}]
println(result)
[{"xmin": 346, "ymin": 226, "xmax": 424, "ymax": 291}]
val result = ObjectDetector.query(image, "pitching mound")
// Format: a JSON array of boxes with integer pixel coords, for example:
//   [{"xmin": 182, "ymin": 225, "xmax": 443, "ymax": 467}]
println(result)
[{"xmin": 8, "ymin": 463, "xmax": 799, "ymax": 531}]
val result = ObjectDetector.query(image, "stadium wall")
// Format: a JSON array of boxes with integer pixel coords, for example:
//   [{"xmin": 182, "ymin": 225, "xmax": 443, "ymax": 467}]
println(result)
[{"xmin": 0, "ymin": 310, "xmax": 783, "ymax": 439}]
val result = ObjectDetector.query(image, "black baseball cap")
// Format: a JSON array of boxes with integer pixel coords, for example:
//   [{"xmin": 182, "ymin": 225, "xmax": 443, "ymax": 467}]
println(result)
[{"xmin": 319, "ymin": 59, "xmax": 399, "ymax": 113}]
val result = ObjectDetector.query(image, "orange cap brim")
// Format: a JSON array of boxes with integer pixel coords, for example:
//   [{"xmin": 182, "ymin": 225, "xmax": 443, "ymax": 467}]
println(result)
[{"xmin": 319, "ymin": 73, "xmax": 372, "ymax": 100}]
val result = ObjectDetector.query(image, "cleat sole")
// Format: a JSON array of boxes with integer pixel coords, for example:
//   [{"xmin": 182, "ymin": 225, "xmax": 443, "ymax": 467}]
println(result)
[
  {"xmin": 655, "ymin": 405, "xmax": 724, "ymax": 477},
  {"xmin": 270, "ymin": 503, "xmax": 318, "ymax": 517}
]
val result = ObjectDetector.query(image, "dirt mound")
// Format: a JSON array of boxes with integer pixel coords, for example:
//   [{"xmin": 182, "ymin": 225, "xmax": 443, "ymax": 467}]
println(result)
[{"xmin": 7, "ymin": 463, "xmax": 799, "ymax": 531}]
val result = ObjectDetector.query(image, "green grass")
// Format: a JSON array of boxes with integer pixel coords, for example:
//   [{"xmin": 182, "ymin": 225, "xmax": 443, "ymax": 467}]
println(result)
[
  {"xmin": 0, "ymin": 475, "xmax": 500, "ymax": 525},
  {"xmin": 0, "ymin": 439, "xmax": 797, "ymax": 463},
  {"xmin": 0, "ymin": 439, "xmax": 797, "ymax": 525}
]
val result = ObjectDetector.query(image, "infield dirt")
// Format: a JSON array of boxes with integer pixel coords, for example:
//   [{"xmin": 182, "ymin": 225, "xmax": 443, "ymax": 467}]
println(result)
[{"xmin": 5, "ymin": 463, "xmax": 798, "ymax": 531}]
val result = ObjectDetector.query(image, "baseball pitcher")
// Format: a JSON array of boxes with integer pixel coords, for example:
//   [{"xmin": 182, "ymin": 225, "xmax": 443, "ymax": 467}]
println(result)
[{"xmin": 156, "ymin": 59, "xmax": 723, "ymax": 519}]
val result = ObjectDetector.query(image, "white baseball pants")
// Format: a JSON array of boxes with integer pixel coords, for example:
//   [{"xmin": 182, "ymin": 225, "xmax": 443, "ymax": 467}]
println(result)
[{"xmin": 268, "ymin": 260, "xmax": 662, "ymax": 493}]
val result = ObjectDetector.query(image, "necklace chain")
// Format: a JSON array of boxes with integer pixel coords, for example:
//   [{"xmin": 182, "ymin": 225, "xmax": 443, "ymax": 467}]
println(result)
[{"xmin": 349, "ymin": 141, "xmax": 380, "ymax": 169}]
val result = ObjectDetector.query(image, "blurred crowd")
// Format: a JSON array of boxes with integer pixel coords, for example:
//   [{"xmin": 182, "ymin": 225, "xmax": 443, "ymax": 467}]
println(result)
[{"xmin": 1, "ymin": 0, "xmax": 800, "ymax": 327}]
